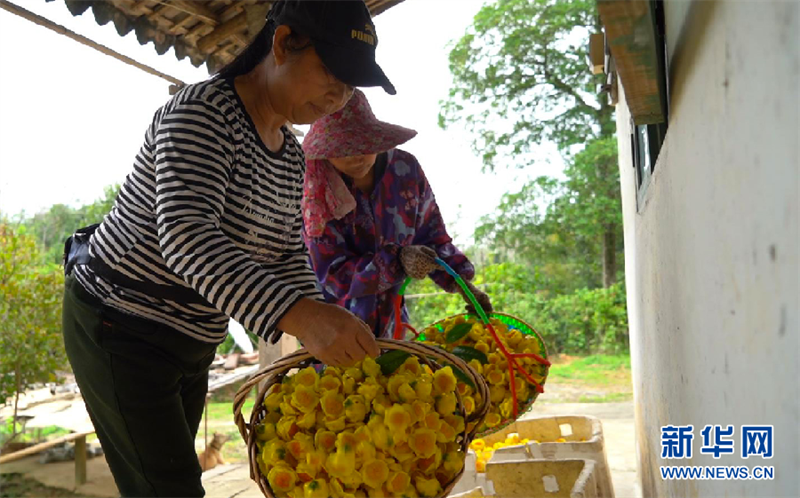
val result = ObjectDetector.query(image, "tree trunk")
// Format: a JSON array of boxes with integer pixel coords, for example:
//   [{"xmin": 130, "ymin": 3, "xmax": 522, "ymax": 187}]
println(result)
[{"xmin": 602, "ymin": 224, "xmax": 616, "ymax": 287}]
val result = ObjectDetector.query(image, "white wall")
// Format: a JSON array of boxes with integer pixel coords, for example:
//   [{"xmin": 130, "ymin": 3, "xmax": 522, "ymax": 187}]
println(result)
[{"xmin": 615, "ymin": 1, "xmax": 799, "ymax": 497}]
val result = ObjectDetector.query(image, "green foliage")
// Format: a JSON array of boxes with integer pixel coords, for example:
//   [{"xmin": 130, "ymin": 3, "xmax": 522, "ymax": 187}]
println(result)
[
  {"xmin": 475, "ymin": 137, "xmax": 623, "ymax": 291},
  {"xmin": 0, "ymin": 222, "xmax": 66, "ymax": 407},
  {"xmin": 406, "ymin": 263, "xmax": 628, "ymax": 355},
  {"xmin": 21, "ymin": 184, "xmax": 120, "ymax": 265},
  {"xmin": 441, "ymin": 0, "xmax": 613, "ymax": 169}
]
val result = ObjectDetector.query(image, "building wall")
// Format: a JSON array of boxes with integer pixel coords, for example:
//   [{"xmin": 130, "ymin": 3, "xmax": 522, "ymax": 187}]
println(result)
[{"xmin": 615, "ymin": 1, "xmax": 799, "ymax": 497}]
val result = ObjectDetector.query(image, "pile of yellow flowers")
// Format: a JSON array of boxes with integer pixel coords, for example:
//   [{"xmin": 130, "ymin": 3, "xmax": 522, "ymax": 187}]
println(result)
[
  {"xmin": 469, "ymin": 434, "xmax": 573, "ymax": 472},
  {"xmin": 254, "ymin": 355, "xmax": 469, "ymax": 498},
  {"xmin": 419, "ymin": 316, "xmax": 548, "ymax": 434}
]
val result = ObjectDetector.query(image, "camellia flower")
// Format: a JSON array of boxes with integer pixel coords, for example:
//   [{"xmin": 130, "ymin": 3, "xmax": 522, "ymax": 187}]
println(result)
[
  {"xmin": 433, "ymin": 367, "xmax": 457, "ymax": 395},
  {"xmin": 344, "ymin": 395, "xmax": 368, "ymax": 423},
  {"xmin": 292, "ymin": 385, "xmax": 320, "ymax": 414},
  {"xmin": 390, "ymin": 441, "xmax": 416, "ymax": 463},
  {"xmin": 414, "ymin": 475, "xmax": 441, "ymax": 497},
  {"xmin": 442, "ymin": 451, "xmax": 464, "ymax": 475},
  {"xmin": 361, "ymin": 459, "xmax": 389, "ymax": 489},
  {"xmin": 362, "ymin": 357, "xmax": 382, "ymax": 378},
  {"xmin": 325, "ymin": 415, "xmax": 347, "ymax": 432},
  {"xmin": 435, "ymin": 393, "xmax": 457, "ymax": 416},
  {"xmin": 437, "ymin": 419, "xmax": 457, "ymax": 443},
  {"xmin": 255, "ymin": 421, "xmax": 277, "ymax": 441},
  {"xmin": 268, "ymin": 466, "xmax": 297, "ymax": 494},
  {"xmin": 409, "ymin": 400, "xmax": 428, "ymax": 423},
  {"xmin": 287, "ymin": 433, "xmax": 314, "ymax": 460},
  {"xmin": 315, "ymin": 430, "xmax": 337, "ymax": 452},
  {"xmin": 371, "ymin": 394, "xmax": 392, "ymax": 416},
  {"xmin": 306, "ymin": 449, "xmax": 327, "ymax": 474},
  {"xmin": 367, "ymin": 415, "xmax": 392, "ymax": 450},
  {"xmin": 385, "ymin": 471, "xmax": 411, "ymax": 495},
  {"xmin": 264, "ymin": 391, "xmax": 284, "ymax": 411},
  {"xmin": 486, "ymin": 369, "xmax": 505, "ymax": 386},
  {"xmin": 325, "ymin": 449, "xmax": 356, "ymax": 480},
  {"xmin": 303, "ymin": 479, "xmax": 330, "ymax": 498},
  {"xmin": 489, "ymin": 385, "xmax": 507, "ymax": 404},
  {"xmin": 408, "ymin": 428, "xmax": 437, "ymax": 459},
  {"xmin": 499, "ymin": 397, "xmax": 515, "ymax": 419},
  {"xmin": 277, "ymin": 416, "xmax": 299, "ymax": 440},
  {"xmin": 423, "ymin": 412, "xmax": 440, "ymax": 430},
  {"xmin": 321, "ymin": 391, "xmax": 345, "ymax": 418},
  {"xmin": 319, "ymin": 375, "xmax": 343, "ymax": 393},
  {"xmin": 384, "ymin": 404, "xmax": 412, "ymax": 440},
  {"xmin": 345, "ymin": 367, "xmax": 364, "ymax": 382},
  {"xmin": 399, "ymin": 357, "xmax": 422, "ymax": 376},
  {"xmin": 484, "ymin": 413, "xmax": 502, "ymax": 428},
  {"xmin": 295, "ymin": 366, "xmax": 319, "ymax": 388},
  {"xmin": 297, "ymin": 409, "xmax": 317, "ymax": 430},
  {"xmin": 357, "ymin": 377, "xmax": 383, "ymax": 404},
  {"xmin": 462, "ymin": 396, "xmax": 476, "ymax": 415},
  {"xmin": 474, "ymin": 341, "xmax": 490, "ymax": 354}
]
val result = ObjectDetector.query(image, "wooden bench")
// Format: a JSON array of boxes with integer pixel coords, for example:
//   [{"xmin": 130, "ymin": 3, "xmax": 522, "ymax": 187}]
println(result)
[{"xmin": 0, "ymin": 430, "xmax": 94, "ymax": 486}]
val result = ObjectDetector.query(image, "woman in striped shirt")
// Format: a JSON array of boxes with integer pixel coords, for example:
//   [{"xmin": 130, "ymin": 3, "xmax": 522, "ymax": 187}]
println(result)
[{"xmin": 62, "ymin": 2, "xmax": 391, "ymax": 496}]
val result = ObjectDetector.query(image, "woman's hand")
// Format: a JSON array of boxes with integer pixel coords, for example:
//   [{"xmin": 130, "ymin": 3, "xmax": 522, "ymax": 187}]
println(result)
[
  {"xmin": 278, "ymin": 298, "xmax": 380, "ymax": 366},
  {"xmin": 399, "ymin": 245, "xmax": 439, "ymax": 279},
  {"xmin": 458, "ymin": 281, "xmax": 493, "ymax": 316}
]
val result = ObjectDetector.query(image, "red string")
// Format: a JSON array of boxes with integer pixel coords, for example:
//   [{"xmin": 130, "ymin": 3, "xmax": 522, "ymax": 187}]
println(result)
[{"xmin": 393, "ymin": 295, "xmax": 404, "ymax": 340}]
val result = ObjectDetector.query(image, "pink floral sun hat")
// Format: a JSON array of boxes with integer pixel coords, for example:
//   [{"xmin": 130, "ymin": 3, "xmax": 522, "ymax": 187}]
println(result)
[{"xmin": 302, "ymin": 90, "xmax": 417, "ymax": 238}]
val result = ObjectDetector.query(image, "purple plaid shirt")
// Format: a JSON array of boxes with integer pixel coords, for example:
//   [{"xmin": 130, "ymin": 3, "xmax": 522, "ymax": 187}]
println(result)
[{"xmin": 304, "ymin": 149, "xmax": 474, "ymax": 337}]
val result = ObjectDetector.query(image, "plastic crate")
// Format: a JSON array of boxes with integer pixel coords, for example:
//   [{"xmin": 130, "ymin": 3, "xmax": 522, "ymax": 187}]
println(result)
[{"xmin": 486, "ymin": 459, "xmax": 597, "ymax": 498}]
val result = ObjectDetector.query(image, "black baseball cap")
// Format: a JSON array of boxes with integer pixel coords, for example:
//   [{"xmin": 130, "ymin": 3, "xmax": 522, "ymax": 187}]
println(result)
[{"xmin": 268, "ymin": 0, "xmax": 396, "ymax": 95}]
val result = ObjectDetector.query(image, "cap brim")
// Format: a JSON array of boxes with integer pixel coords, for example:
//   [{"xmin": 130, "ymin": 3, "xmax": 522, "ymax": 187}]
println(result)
[{"xmin": 314, "ymin": 41, "xmax": 397, "ymax": 95}]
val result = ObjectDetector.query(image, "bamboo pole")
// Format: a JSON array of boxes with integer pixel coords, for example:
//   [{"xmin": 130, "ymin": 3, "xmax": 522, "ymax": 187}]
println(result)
[{"xmin": 0, "ymin": 0, "xmax": 185, "ymax": 91}]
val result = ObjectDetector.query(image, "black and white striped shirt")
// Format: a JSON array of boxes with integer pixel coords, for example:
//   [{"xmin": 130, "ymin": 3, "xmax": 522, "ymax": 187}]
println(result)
[{"xmin": 75, "ymin": 77, "xmax": 323, "ymax": 343}]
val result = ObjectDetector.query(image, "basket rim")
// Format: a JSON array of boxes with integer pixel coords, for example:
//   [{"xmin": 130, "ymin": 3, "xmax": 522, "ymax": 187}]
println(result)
[{"xmin": 232, "ymin": 338, "xmax": 490, "ymax": 498}]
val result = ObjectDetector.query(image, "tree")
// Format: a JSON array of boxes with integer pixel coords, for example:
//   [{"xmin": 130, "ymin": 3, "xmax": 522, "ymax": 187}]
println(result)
[
  {"xmin": 0, "ymin": 222, "xmax": 66, "ymax": 441},
  {"xmin": 24, "ymin": 184, "xmax": 120, "ymax": 265},
  {"xmin": 442, "ymin": 0, "xmax": 621, "ymax": 286}
]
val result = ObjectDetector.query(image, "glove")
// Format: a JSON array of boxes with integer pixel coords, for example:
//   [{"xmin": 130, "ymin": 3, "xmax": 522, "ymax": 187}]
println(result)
[
  {"xmin": 399, "ymin": 245, "xmax": 439, "ymax": 280},
  {"xmin": 458, "ymin": 281, "xmax": 493, "ymax": 316}
]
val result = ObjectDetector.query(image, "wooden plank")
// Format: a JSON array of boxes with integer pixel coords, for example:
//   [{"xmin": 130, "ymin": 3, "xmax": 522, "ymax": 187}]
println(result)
[
  {"xmin": 0, "ymin": 431, "xmax": 93, "ymax": 464},
  {"xmin": 197, "ymin": 11, "xmax": 247, "ymax": 54},
  {"xmin": 74, "ymin": 435, "xmax": 87, "ymax": 486},
  {"xmin": 597, "ymin": 0, "xmax": 665, "ymax": 125}
]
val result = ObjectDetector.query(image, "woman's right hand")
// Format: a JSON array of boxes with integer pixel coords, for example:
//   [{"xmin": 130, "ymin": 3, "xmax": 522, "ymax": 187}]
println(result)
[{"xmin": 278, "ymin": 298, "xmax": 380, "ymax": 366}]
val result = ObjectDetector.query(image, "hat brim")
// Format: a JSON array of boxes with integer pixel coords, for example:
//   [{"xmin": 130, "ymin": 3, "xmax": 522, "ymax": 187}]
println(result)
[
  {"xmin": 313, "ymin": 41, "xmax": 397, "ymax": 95},
  {"xmin": 308, "ymin": 122, "xmax": 418, "ymax": 160}
]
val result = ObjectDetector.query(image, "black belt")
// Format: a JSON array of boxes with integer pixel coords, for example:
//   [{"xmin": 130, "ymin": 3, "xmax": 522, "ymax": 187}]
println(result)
[{"xmin": 64, "ymin": 224, "xmax": 210, "ymax": 306}]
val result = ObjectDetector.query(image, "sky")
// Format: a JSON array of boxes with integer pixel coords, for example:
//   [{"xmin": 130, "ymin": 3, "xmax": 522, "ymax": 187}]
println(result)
[{"xmin": 0, "ymin": 0, "xmax": 564, "ymax": 245}]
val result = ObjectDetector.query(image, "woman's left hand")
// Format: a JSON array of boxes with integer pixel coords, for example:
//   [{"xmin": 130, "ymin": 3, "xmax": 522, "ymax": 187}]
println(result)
[{"xmin": 458, "ymin": 281, "xmax": 493, "ymax": 316}]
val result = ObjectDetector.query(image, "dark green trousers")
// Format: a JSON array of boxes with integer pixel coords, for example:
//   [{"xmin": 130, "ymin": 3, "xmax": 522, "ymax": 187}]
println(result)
[{"xmin": 62, "ymin": 275, "xmax": 217, "ymax": 497}]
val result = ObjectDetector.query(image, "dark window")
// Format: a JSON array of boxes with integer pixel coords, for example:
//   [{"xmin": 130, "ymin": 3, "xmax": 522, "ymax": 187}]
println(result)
[{"xmin": 632, "ymin": 0, "xmax": 669, "ymax": 207}]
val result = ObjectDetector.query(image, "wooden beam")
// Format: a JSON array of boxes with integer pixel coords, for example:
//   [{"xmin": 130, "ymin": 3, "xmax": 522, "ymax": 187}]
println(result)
[
  {"xmin": 597, "ymin": 0, "xmax": 665, "ymax": 125},
  {"xmin": 0, "ymin": 0, "xmax": 185, "ymax": 88},
  {"xmin": 0, "ymin": 431, "xmax": 93, "ymax": 464},
  {"xmin": 197, "ymin": 11, "xmax": 247, "ymax": 54},
  {"xmin": 166, "ymin": 0, "xmax": 219, "ymax": 26}
]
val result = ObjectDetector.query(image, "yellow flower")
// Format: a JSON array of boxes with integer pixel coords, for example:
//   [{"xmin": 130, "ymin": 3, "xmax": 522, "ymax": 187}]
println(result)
[
  {"xmin": 344, "ymin": 394, "xmax": 368, "ymax": 423},
  {"xmin": 303, "ymin": 479, "xmax": 330, "ymax": 498},
  {"xmin": 437, "ymin": 420, "xmax": 457, "ymax": 443},
  {"xmin": 262, "ymin": 440, "xmax": 288, "ymax": 467},
  {"xmin": 361, "ymin": 459, "xmax": 389, "ymax": 489},
  {"xmin": 484, "ymin": 413, "xmax": 502, "ymax": 428},
  {"xmin": 336, "ymin": 431, "xmax": 358, "ymax": 454},
  {"xmin": 489, "ymin": 385, "xmax": 507, "ymax": 404},
  {"xmin": 289, "ymin": 485, "xmax": 305, "ymax": 498},
  {"xmin": 414, "ymin": 476, "xmax": 441, "ymax": 497},
  {"xmin": 306, "ymin": 449, "xmax": 327, "ymax": 474},
  {"xmin": 462, "ymin": 396, "xmax": 476, "ymax": 415},
  {"xmin": 264, "ymin": 391, "xmax": 284, "ymax": 411},
  {"xmin": 385, "ymin": 471, "xmax": 411, "ymax": 495},
  {"xmin": 321, "ymin": 391, "xmax": 345, "ymax": 418},
  {"xmin": 433, "ymin": 367, "xmax": 458, "ymax": 394},
  {"xmin": 443, "ymin": 450, "xmax": 465, "ymax": 475},
  {"xmin": 356, "ymin": 439, "xmax": 377, "ymax": 462},
  {"xmin": 556, "ymin": 437, "xmax": 567, "ymax": 443},
  {"xmin": 343, "ymin": 376, "xmax": 356, "ymax": 395},
  {"xmin": 390, "ymin": 442, "xmax": 415, "ymax": 462},
  {"xmin": 499, "ymin": 397, "xmax": 515, "ymax": 419},
  {"xmin": 387, "ymin": 374, "xmax": 413, "ymax": 402},
  {"xmin": 398, "ymin": 383, "xmax": 417, "ymax": 403},
  {"xmin": 287, "ymin": 433, "xmax": 314, "ymax": 460},
  {"xmin": 315, "ymin": 430, "xmax": 336, "ymax": 452},
  {"xmin": 506, "ymin": 329, "xmax": 523, "ymax": 347},
  {"xmin": 357, "ymin": 377, "xmax": 383, "ymax": 404},
  {"xmin": 325, "ymin": 449, "xmax": 356, "ymax": 480},
  {"xmin": 277, "ymin": 416, "xmax": 299, "ymax": 440},
  {"xmin": 354, "ymin": 424, "xmax": 371, "ymax": 443},
  {"xmin": 423, "ymin": 412, "xmax": 440, "ymax": 430},
  {"xmin": 325, "ymin": 415, "xmax": 347, "ymax": 432},
  {"xmin": 476, "ymin": 458, "xmax": 486, "ymax": 472},
  {"xmin": 486, "ymin": 369, "xmax": 505, "ymax": 386},
  {"xmin": 295, "ymin": 366, "xmax": 319, "ymax": 388},
  {"xmin": 467, "ymin": 359, "xmax": 483, "ymax": 375},
  {"xmin": 362, "ymin": 357, "xmax": 382, "ymax": 378},
  {"xmin": 435, "ymin": 393, "xmax": 457, "ymax": 416},
  {"xmin": 445, "ymin": 415, "xmax": 465, "ymax": 434},
  {"xmin": 296, "ymin": 462, "xmax": 317, "ymax": 483},
  {"xmin": 319, "ymin": 375, "xmax": 343, "ymax": 393},
  {"xmin": 268, "ymin": 466, "xmax": 297, "ymax": 493},
  {"xmin": 344, "ymin": 367, "xmax": 364, "ymax": 382},
  {"xmin": 385, "ymin": 404, "xmax": 412, "ymax": 439},
  {"xmin": 330, "ymin": 479, "xmax": 355, "ymax": 498},
  {"xmin": 367, "ymin": 415, "xmax": 392, "ymax": 450},
  {"xmin": 409, "ymin": 400, "xmax": 428, "ymax": 423},
  {"xmin": 414, "ymin": 377, "xmax": 433, "ymax": 399},
  {"xmin": 323, "ymin": 366, "xmax": 342, "ymax": 378},
  {"xmin": 399, "ymin": 357, "xmax": 422, "ymax": 376},
  {"xmin": 371, "ymin": 394, "xmax": 392, "ymax": 416},
  {"xmin": 255, "ymin": 421, "xmax": 277, "ymax": 441},
  {"xmin": 469, "ymin": 438, "xmax": 484, "ymax": 450},
  {"xmin": 297, "ymin": 410, "xmax": 317, "ymax": 430},
  {"xmin": 291, "ymin": 385, "xmax": 320, "ymax": 413},
  {"xmin": 408, "ymin": 428, "xmax": 437, "ymax": 459},
  {"xmin": 474, "ymin": 341, "xmax": 490, "ymax": 354}
]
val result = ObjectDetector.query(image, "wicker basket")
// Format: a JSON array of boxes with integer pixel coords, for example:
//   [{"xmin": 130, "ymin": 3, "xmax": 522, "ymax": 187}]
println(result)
[
  {"xmin": 420, "ymin": 312, "xmax": 550, "ymax": 438},
  {"xmin": 233, "ymin": 339, "xmax": 490, "ymax": 498}
]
